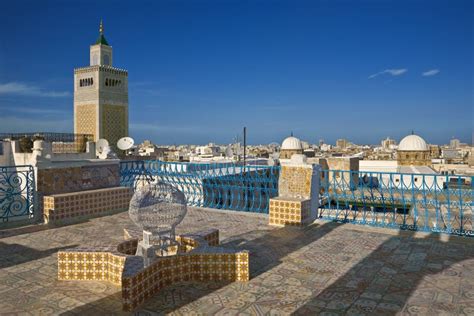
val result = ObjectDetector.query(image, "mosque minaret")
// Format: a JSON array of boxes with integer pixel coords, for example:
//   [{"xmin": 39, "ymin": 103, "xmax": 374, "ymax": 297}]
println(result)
[{"xmin": 73, "ymin": 20, "xmax": 129, "ymax": 150}]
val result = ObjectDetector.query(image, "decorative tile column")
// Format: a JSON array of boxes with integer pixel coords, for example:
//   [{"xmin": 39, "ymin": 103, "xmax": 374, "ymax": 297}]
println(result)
[{"xmin": 269, "ymin": 154, "xmax": 320, "ymax": 226}]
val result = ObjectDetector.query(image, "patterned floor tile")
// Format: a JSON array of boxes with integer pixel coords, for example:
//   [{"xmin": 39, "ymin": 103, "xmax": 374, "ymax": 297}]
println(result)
[{"xmin": 0, "ymin": 207, "xmax": 473, "ymax": 315}]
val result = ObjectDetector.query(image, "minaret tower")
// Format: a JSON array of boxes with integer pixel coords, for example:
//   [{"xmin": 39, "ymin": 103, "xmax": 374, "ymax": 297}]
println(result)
[{"xmin": 74, "ymin": 20, "xmax": 129, "ymax": 150}]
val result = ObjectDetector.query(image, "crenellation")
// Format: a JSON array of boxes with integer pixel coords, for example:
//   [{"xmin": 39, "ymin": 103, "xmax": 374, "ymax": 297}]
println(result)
[{"xmin": 74, "ymin": 65, "xmax": 128, "ymax": 76}]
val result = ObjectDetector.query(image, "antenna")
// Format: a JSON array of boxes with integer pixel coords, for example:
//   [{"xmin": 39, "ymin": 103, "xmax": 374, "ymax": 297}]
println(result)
[
  {"xmin": 243, "ymin": 127, "xmax": 247, "ymax": 166},
  {"xmin": 225, "ymin": 146, "xmax": 233, "ymax": 158},
  {"xmin": 96, "ymin": 138, "xmax": 109, "ymax": 156},
  {"xmin": 117, "ymin": 136, "xmax": 135, "ymax": 151}
]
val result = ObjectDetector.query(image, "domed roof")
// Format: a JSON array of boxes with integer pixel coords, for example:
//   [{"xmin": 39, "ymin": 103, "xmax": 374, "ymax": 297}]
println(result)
[
  {"xmin": 398, "ymin": 134, "xmax": 428, "ymax": 151},
  {"xmin": 281, "ymin": 136, "xmax": 303, "ymax": 150}
]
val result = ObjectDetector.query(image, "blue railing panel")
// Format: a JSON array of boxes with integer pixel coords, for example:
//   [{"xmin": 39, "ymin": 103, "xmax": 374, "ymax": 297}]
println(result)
[
  {"xmin": 120, "ymin": 160, "xmax": 280, "ymax": 213},
  {"xmin": 319, "ymin": 170, "xmax": 474, "ymax": 236},
  {"xmin": 0, "ymin": 165, "xmax": 35, "ymax": 222}
]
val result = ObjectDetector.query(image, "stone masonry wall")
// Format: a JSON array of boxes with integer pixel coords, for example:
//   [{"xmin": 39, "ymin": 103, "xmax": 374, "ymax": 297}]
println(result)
[{"xmin": 37, "ymin": 164, "xmax": 120, "ymax": 195}]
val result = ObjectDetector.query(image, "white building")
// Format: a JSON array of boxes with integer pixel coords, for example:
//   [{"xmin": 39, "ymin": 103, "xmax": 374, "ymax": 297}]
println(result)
[{"xmin": 359, "ymin": 133, "xmax": 470, "ymax": 190}]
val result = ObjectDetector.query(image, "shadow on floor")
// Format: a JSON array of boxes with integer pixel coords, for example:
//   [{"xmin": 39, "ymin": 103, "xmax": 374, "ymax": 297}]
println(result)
[
  {"xmin": 0, "ymin": 242, "xmax": 76, "ymax": 269},
  {"xmin": 293, "ymin": 230, "xmax": 474, "ymax": 315},
  {"xmin": 221, "ymin": 221, "xmax": 343, "ymax": 278},
  {"xmin": 0, "ymin": 223, "xmax": 52, "ymax": 239}
]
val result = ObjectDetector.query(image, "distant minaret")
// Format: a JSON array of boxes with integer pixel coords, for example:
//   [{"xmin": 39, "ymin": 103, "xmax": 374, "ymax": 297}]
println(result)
[{"xmin": 74, "ymin": 20, "xmax": 129, "ymax": 150}]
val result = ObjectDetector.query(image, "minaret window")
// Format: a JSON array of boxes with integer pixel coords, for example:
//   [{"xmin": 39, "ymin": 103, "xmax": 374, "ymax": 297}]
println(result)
[
  {"xmin": 105, "ymin": 78, "xmax": 122, "ymax": 88},
  {"xmin": 104, "ymin": 55, "xmax": 110, "ymax": 66},
  {"xmin": 79, "ymin": 77, "xmax": 94, "ymax": 87}
]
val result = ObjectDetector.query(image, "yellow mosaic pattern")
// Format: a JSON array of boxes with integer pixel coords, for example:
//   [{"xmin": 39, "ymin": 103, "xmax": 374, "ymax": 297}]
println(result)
[
  {"xmin": 57, "ymin": 229, "xmax": 249, "ymax": 312},
  {"xmin": 58, "ymin": 251, "xmax": 126, "ymax": 285},
  {"xmin": 44, "ymin": 187, "xmax": 133, "ymax": 224},
  {"xmin": 122, "ymin": 251, "xmax": 249, "ymax": 311},
  {"xmin": 269, "ymin": 198, "xmax": 311, "ymax": 226},
  {"xmin": 75, "ymin": 104, "xmax": 97, "ymax": 139},
  {"xmin": 102, "ymin": 104, "xmax": 127, "ymax": 150},
  {"xmin": 280, "ymin": 166, "xmax": 312, "ymax": 198}
]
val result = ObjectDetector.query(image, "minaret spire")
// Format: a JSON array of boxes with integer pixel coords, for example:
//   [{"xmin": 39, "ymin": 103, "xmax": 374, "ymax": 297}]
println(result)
[
  {"xmin": 94, "ymin": 19, "xmax": 109, "ymax": 46},
  {"xmin": 99, "ymin": 19, "xmax": 104, "ymax": 35}
]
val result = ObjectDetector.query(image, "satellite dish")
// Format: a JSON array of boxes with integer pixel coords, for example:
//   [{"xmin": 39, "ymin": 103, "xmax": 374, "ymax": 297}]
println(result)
[
  {"xmin": 96, "ymin": 138, "xmax": 109, "ymax": 155},
  {"xmin": 225, "ymin": 146, "xmax": 234, "ymax": 158},
  {"xmin": 117, "ymin": 137, "xmax": 134, "ymax": 151}
]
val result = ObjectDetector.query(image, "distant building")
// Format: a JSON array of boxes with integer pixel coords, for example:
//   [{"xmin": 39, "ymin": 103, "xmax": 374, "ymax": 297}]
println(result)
[
  {"xmin": 303, "ymin": 149, "xmax": 315, "ymax": 158},
  {"xmin": 429, "ymin": 144, "xmax": 441, "ymax": 159},
  {"xmin": 193, "ymin": 143, "xmax": 221, "ymax": 159},
  {"xmin": 396, "ymin": 133, "xmax": 430, "ymax": 166},
  {"xmin": 336, "ymin": 139, "xmax": 348, "ymax": 149},
  {"xmin": 450, "ymin": 138, "xmax": 460, "ymax": 149},
  {"xmin": 279, "ymin": 136, "xmax": 303, "ymax": 159},
  {"xmin": 138, "ymin": 141, "xmax": 167, "ymax": 158},
  {"xmin": 320, "ymin": 143, "xmax": 332, "ymax": 152},
  {"xmin": 74, "ymin": 21, "xmax": 129, "ymax": 151},
  {"xmin": 442, "ymin": 148, "xmax": 462, "ymax": 162},
  {"xmin": 469, "ymin": 148, "xmax": 474, "ymax": 167},
  {"xmin": 381, "ymin": 137, "xmax": 396, "ymax": 149}
]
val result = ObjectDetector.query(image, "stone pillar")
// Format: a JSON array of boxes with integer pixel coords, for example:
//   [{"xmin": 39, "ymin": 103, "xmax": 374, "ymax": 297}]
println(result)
[{"xmin": 269, "ymin": 154, "xmax": 320, "ymax": 226}]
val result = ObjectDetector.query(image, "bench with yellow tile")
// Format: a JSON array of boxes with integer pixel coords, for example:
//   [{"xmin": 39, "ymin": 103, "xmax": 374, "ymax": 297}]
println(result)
[{"xmin": 44, "ymin": 186, "xmax": 133, "ymax": 225}]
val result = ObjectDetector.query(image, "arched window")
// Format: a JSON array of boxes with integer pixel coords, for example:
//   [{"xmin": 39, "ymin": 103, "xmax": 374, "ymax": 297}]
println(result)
[
  {"xmin": 91, "ymin": 78, "xmax": 93, "ymax": 85},
  {"xmin": 105, "ymin": 78, "xmax": 108, "ymax": 86}
]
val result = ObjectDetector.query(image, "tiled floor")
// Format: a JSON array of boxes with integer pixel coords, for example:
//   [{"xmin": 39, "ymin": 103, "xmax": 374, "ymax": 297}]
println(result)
[{"xmin": 0, "ymin": 208, "xmax": 473, "ymax": 315}]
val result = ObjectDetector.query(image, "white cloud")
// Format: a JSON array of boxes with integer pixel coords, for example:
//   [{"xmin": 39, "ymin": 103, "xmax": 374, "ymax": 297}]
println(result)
[
  {"xmin": 368, "ymin": 68, "xmax": 407, "ymax": 79},
  {"xmin": 422, "ymin": 69, "xmax": 440, "ymax": 77},
  {"xmin": 0, "ymin": 82, "xmax": 70, "ymax": 97}
]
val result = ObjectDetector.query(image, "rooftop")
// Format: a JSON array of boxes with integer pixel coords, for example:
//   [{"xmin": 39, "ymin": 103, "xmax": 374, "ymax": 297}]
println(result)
[{"xmin": 1, "ymin": 207, "xmax": 472, "ymax": 315}]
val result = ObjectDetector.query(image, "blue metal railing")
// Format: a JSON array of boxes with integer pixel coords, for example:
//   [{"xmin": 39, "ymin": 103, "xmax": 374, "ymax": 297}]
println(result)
[
  {"xmin": 121, "ymin": 161, "xmax": 473, "ymax": 236},
  {"xmin": 120, "ymin": 160, "xmax": 280, "ymax": 213},
  {"xmin": 0, "ymin": 165, "xmax": 35, "ymax": 222},
  {"xmin": 319, "ymin": 170, "xmax": 474, "ymax": 236}
]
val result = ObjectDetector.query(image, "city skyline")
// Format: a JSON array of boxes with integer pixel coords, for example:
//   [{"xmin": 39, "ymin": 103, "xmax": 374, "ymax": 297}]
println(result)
[{"xmin": 0, "ymin": 0, "xmax": 472, "ymax": 145}]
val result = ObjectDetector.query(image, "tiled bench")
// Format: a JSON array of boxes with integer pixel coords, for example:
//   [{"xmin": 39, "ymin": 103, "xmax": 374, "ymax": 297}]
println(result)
[
  {"xmin": 269, "ymin": 196, "xmax": 312, "ymax": 226},
  {"xmin": 44, "ymin": 187, "xmax": 133, "ymax": 225}
]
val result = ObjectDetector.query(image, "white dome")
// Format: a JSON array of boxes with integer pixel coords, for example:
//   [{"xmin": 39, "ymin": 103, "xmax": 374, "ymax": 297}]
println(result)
[
  {"xmin": 398, "ymin": 134, "xmax": 428, "ymax": 151},
  {"xmin": 281, "ymin": 136, "xmax": 303, "ymax": 150}
]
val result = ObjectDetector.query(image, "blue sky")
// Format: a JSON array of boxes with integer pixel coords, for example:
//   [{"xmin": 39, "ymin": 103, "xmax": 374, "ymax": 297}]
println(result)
[{"xmin": 0, "ymin": 0, "xmax": 472, "ymax": 145}]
